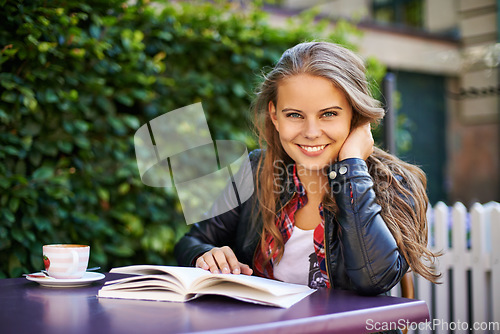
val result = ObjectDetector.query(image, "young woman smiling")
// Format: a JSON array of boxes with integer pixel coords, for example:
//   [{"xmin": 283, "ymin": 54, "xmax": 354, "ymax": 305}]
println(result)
[{"xmin": 175, "ymin": 42, "xmax": 440, "ymax": 294}]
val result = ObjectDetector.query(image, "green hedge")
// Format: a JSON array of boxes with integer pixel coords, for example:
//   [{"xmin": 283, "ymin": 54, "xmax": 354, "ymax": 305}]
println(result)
[{"xmin": 0, "ymin": 0, "xmax": 385, "ymax": 278}]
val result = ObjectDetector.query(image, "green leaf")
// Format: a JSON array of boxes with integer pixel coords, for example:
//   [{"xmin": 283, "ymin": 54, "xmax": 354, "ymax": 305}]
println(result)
[
  {"xmin": 232, "ymin": 83, "xmax": 246, "ymax": 97},
  {"xmin": 0, "ymin": 109, "xmax": 9, "ymax": 123},
  {"xmin": 32, "ymin": 166, "xmax": 53, "ymax": 180},
  {"xmin": 1, "ymin": 80, "xmax": 17, "ymax": 90},
  {"xmin": 22, "ymin": 95, "xmax": 38, "ymax": 110},
  {"xmin": 74, "ymin": 120, "xmax": 89, "ymax": 132},
  {"xmin": 11, "ymin": 227, "xmax": 24, "ymax": 243},
  {"xmin": 116, "ymin": 213, "xmax": 143, "ymax": 236},
  {"xmin": 107, "ymin": 116, "xmax": 126, "ymax": 134},
  {"xmin": 38, "ymin": 42, "xmax": 56, "ymax": 52},
  {"xmin": 118, "ymin": 182, "xmax": 130, "ymax": 195},
  {"xmin": 0, "ymin": 226, "xmax": 8, "ymax": 239},
  {"xmin": 122, "ymin": 115, "xmax": 140, "ymax": 129},
  {"xmin": 74, "ymin": 136, "xmax": 90, "ymax": 149},
  {"xmin": 3, "ymin": 146, "xmax": 18, "ymax": 155},
  {"xmin": 1, "ymin": 91, "xmax": 17, "ymax": 103},
  {"xmin": 97, "ymin": 187, "xmax": 109, "ymax": 202},
  {"xmin": 1, "ymin": 209, "xmax": 15, "ymax": 224},
  {"xmin": 90, "ymin": 24, "xmax": 101, "ymax": 39},
  {"xmin": 0, "ymin": 178, "xmax": 9, "ymax": 189},
  {"xmin": 34, "ymin": 217, "xmax": 52, "ymax": 232},
  {"xmin": 45, "ymin": 89, "xmax": 59, "ymax": 103},
  {"xmin": 45, "ymin": 186, "xmax": 70, "ymax": 199},
  {"xmin": 57, "ymin": 141, "xmax": 73, "ymax": 153},
  {"xmin": 115, "ymin": 93, "xmax": 134, "ymax": 106},
  {"xmin": 20, "ymin": 121, "xmax": 41, "ymax": 136},
  {"xmin": 9, "ymin": 197, "xmax": 20, "ymax": 213}
]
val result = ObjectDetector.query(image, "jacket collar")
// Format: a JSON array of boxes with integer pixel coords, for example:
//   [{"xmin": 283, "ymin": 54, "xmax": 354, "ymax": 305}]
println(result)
[{"xmin": 277, "ymin": 163, "xmax": 305, "ymax": 211}]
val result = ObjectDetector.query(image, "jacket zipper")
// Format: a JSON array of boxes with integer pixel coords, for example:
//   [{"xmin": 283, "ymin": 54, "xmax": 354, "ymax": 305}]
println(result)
[{"xmin": 324, "ymin": 212, "xmax": 333, "ymax": 288}]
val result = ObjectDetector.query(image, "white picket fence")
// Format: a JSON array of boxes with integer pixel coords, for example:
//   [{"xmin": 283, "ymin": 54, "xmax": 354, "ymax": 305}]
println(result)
[{"xmin": 389, "ymin": 201, "xmax": 500, "ymax": 334}]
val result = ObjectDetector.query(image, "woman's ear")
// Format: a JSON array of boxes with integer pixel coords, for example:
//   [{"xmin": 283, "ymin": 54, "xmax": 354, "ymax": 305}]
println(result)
[{"xmin": 268, "ymin": 101, "xmax": 279, "ymax": 132}]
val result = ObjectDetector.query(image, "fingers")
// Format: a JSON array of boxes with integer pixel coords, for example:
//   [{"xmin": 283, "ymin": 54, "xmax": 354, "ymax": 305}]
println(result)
[
  {"xmin": 239, "ymin": 263, "xmax": 253, "ymax": 276},
  {"xmin": 212, "ymin": 246, "xmax": 233, "ymax": 274},
  {"xmin": 195, "ymin": 247, "xmax": 252, "ymax": 275},
  {"xmin": 195, "ymin": 256, "xmax": 210, "ymax": 270},
  {"xmin": 339, "ymin": 122, "xmax": 374, "ymax": 161},
  {"xmin": 201, "ymin": 249, "xmax": 222, "ymax": 274}
]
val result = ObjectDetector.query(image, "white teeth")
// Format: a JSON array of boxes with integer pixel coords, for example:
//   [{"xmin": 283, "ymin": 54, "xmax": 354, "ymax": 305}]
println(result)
[{"xmin": 300, "ymin": 145, "xmax": 326, "ymax": 152}]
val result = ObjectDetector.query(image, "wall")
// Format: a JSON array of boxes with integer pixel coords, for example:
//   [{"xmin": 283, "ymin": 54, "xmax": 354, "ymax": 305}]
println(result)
[
  {"xmin": 425, "ymin": 0, "xmax": 458, "ymax": 35},
  {"xmin": 447, "ymin": 0, "xmax": 500, "ymax": 204}
]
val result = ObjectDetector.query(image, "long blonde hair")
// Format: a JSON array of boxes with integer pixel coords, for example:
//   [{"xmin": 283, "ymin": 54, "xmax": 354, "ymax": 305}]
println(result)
[{"xmin": 252, "ymin": 41, "xmax": 440, "ymax": 283}]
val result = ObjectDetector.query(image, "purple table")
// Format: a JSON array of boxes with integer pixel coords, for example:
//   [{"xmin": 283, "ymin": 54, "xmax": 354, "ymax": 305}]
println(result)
[{"xmin": 0, "ymin": 273, "xmax": 429, "ymax": 334}]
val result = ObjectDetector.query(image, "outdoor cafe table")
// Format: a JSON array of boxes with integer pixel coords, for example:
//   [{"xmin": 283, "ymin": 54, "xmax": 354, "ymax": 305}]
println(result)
[{"xmin": 0, "ymin": 273, "xmax": 429, "ymax": 334}]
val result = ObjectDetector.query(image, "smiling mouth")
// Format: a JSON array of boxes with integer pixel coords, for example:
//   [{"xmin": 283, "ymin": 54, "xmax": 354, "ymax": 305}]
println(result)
[{"xmin": 297, "ymin": 144, "xmax": 328, "ymax": 152}]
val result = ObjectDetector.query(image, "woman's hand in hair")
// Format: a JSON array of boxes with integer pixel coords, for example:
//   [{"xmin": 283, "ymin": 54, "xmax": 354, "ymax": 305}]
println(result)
[
  {"xmin": 338, "ymin": 122, "xmax": 374, "ymax": 162},
  {"xmin": 196, "ymin": 246, "xmax": 253, "ymax": 275}
]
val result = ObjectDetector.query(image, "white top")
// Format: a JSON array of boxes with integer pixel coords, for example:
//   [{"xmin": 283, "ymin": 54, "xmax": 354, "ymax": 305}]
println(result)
[{"xmin": 273, "ymin": 226, "xmax": 315, "ymax": 286}]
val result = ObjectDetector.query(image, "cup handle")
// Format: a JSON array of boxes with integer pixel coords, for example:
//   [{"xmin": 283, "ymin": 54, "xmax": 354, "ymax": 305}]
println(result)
[{"xmin": 67, "ymin": 249, "xmax": 79, "ymax": 274}]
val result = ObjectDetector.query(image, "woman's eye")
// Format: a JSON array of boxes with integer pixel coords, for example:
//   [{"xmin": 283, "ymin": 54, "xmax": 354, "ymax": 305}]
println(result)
[
  {"xmin": 286, "ymin": 112, "xmax": 302, "ymax": 119},
  {"xmin": 322, "ymin": 111, "xmax": 337, "ymax": 118}
]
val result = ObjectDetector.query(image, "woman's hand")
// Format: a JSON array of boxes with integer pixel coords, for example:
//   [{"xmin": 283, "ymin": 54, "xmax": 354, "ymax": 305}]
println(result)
[
  {"xmin": 338, "ymin": 122, "xmax": 374, "ymax": 161},
  {"xmin": 196, "ymin": 246, "xmax": 253, "ymax": 275}
]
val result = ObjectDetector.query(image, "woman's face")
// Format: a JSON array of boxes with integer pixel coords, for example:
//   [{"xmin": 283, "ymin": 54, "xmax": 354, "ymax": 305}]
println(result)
[{"xmin": 269, "ymin": 74, "xmax": 353, "ymax": 172}]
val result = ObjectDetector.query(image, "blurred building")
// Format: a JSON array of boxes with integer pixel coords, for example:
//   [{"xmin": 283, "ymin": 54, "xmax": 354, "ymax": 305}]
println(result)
[{"xmin": 266, "ymin": 0, "xmax": 500, "ymax": 206}]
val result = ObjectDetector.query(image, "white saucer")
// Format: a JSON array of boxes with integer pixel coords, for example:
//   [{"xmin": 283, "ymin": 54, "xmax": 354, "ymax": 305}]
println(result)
[{"xmin": 26, "ymin": 272, "xmax": 105, "ymax": 288}]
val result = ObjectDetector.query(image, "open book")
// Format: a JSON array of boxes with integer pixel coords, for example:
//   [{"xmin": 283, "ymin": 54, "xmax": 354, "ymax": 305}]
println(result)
[{"xmin": 97, "ymin": 265, "xmax": 315, "ymax": 308}]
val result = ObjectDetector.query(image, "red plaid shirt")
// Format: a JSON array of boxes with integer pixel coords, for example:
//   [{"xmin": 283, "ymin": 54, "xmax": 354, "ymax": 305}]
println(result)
[{"xmin": 253, "ymin": 165, "xmax": 330, "ymax": 287}]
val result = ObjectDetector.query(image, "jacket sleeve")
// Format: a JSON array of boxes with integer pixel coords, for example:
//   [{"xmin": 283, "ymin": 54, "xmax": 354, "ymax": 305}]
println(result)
[
  {"xmin": 174, "ymin": 198, "xmax": 240, "ymax": 267},
  {"xmin": 174, "ymin": 149, "xmax": 261, "ymax": 267},
  {"xmin": 174, "ymin": 166, "xmax": 246, "ymax": 267},
  {"xmin": 328, "ymin": 158, "xmax": 409, "ymax": 295}
]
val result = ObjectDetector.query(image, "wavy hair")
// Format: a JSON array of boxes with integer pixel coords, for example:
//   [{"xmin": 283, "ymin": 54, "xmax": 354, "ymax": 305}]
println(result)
[{"xmin": 251, "ymin": 41, "xmax": 440, "ymax": 283}]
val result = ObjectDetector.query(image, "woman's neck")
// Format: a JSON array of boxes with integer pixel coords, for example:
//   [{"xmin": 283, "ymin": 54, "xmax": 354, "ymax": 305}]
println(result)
[{"xmin": 295, "ymin": 164, "xmax": 328, "ymax": 201}]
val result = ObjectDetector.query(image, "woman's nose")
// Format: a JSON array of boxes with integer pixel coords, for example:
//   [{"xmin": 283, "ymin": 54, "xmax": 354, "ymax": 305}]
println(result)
[{"xmin": 303, "ymin": 119, "xmax": 322, "ymax": 139}]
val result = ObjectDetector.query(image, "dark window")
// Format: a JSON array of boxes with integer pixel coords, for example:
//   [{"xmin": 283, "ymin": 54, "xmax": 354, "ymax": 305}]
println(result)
[{"xmin": 372, "ymin": 0, "xmax": 423, "ymax": 28}]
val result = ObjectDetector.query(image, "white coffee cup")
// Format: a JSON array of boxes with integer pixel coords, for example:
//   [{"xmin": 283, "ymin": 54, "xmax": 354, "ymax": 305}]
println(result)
[{"xmin": 42, "ymin": 244, "xmax": 90, "ymax": 279}]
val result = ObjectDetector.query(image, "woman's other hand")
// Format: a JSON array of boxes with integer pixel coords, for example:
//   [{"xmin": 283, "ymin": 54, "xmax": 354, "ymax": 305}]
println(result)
[
  {"xmin": 338, "ymin": 122, "xmax": 374, "ymax": 161},
  {"xmin": 196, "ymin": 246, "xmax": 253, "ymax": 275}
]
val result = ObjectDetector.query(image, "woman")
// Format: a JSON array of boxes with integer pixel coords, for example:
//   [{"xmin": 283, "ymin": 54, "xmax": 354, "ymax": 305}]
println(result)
[{"xmin": 174, "ymin": 41, "xmax": 440, "ymax": 295}]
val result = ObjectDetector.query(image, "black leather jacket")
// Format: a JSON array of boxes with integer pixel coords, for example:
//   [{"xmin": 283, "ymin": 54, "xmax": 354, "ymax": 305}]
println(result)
[{"xmin": 174, "ymin": 149, "xmax": 409, "ymax": 295}]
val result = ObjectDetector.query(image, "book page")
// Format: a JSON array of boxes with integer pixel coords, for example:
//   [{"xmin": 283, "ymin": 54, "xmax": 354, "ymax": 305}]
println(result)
[
  {"xmin": 109, "ymin": 265, "xmax": 212, "ymax": 290},
  {"xmin": 194, "ymin": 281, "xmax": 315, "ymax": 308},
  {"xmin": 192, "ymin": 271, "xmax": 312, "ymax": 296},
  {"xmin": 98, "ymin": 289, "xmax": 198, "ymax": 303},
  {"xmin": 101, "ymin": 275, "xmax": 181, "ymax": 293}
]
